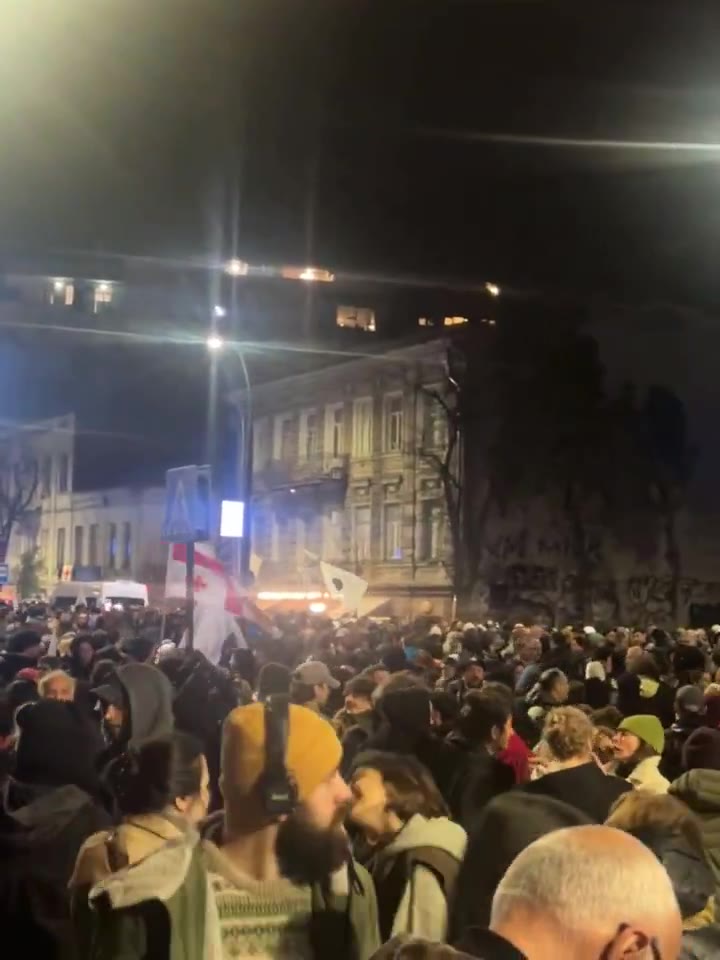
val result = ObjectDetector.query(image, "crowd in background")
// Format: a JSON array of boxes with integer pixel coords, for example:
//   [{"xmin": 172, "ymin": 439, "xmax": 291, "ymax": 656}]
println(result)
[{"xmin": 1, "ymin": 602, "xmax": 720, "ymax": 958}]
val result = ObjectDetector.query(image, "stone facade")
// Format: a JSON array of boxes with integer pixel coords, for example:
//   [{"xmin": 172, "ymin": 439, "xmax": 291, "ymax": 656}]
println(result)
[{"xmin": 238, "ymin": 341, "xmax": 455, "ymax": 617}]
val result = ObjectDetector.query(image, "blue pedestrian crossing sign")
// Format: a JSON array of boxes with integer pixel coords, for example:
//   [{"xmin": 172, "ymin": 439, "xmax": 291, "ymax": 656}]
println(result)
[
  {"xmin": 0, "ymin": 564, "xmax": 9, "ymax": 585},
  {"xmin": 162, "ymin": 465, "xmax": 212, "ymax": 543}
]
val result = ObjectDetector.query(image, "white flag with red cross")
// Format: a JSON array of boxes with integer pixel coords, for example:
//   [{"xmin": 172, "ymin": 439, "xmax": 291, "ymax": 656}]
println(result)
[{"xmin": 165, "ymin": 542, "xmax": 271, "ymax": 630}]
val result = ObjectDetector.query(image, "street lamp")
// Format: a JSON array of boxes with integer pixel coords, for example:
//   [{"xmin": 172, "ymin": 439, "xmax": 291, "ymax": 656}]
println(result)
[
  {"xmin": 485, "ymin": 282, "xmax": 501, "ymax": 297},
  {"xmin": 206, "ymin": 334, "xmax": 224, "ymax": 351},
  {"xmin": 225, "ymin": 258, "xmax": 248, "ymax": 277},
  {"xmin": 213, "ymin": 304, "xmax": 226, "ymax": 318}
]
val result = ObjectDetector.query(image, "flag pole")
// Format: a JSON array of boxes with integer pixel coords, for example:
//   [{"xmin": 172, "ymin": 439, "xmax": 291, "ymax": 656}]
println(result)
[{"xmin": 186, "ymin": 541, "xmax": 195, "ymax": 651}]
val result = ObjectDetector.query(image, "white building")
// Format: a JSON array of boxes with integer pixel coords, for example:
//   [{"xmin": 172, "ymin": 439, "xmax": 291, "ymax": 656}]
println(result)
[{"xmin": 4, "ymin": 415, "xmax": 166, "ymax": 596}]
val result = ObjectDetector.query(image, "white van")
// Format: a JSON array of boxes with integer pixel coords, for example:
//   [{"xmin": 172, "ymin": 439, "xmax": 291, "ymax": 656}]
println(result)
[{"xmin": 49, "ymin": 579, "xmax": 149, "ymax": 611}]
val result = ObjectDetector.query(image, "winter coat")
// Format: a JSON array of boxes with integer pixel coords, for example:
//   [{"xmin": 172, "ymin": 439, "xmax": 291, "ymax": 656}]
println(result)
[
  {"xmin": 671, "ymin": 769, "xmax": 720, "ymax": 907},
  {"xmin": 627, "ymin": 755, "xmax": 670, "ymax": 794},
  {"xmin": 96, "ymin": 662, "xmax": 175, "ymax": 773},
  {"xmin": 524, "ymin": 761, "xmax": 632, "ymax": 822},
  {"xmin": 0, "ymin": 778, "xmax": 111, "ymax": 957},
  {"xmin": 366, "ymin": 813, "xmax": 467, "ymax": 942},
  {"xmin": 75, "ymin": 829, "xmax": 221, "ymax": 960},
  {"xmin": 445, "ymin": 740, "xmax": 514, "ymax": 832},
  {"xmin": 447, "ymin": 792, "xmax": 591, "ymax": 942}
]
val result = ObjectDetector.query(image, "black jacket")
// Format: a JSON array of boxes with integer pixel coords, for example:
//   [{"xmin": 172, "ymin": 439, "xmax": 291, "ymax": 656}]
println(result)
[
  {"xmin": 524, "ymin": 762, "xmax": 631, "ymax": 823},
  {"xmin": 446, "ymin": 737, "xmax": 514, "ymax": 832},
  {"xmin": 0, "ymin": 779, "xmax": 111, "ymax": 958},
  {"xmin": 616, "ymin": 673, "xmax": 675, "ymax": 727}
]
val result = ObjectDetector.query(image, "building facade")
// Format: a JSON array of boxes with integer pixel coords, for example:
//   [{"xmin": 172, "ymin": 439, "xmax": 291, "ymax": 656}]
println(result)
[
  {"xmin": 3, "ymin": 415, "xmax": 166, "ymax": 596},
  {"xmin": 235, "ymin": 340, "xmax": 454, "ymax": 617}
]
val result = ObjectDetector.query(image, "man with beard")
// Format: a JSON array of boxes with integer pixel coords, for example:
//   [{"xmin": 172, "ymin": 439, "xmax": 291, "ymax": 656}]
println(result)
[{"xmin": 205, "ymin": 698, "xmax": 380, "ymax": 960}]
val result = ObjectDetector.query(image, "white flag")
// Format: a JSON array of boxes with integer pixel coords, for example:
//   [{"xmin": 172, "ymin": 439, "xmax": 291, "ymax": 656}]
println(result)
[
  {"xmin": 320, "ymin": 561, "xmax": 368, "ymax": 614},
  {"xmin": 181, "ymin": 604, "xmax": 247, "ymax": 664}
]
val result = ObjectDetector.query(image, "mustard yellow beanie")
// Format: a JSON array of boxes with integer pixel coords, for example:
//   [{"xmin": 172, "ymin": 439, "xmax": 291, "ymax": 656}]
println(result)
[{"xmin": 221, "ymin": 702, "xmax": 342, "ymax": 831}]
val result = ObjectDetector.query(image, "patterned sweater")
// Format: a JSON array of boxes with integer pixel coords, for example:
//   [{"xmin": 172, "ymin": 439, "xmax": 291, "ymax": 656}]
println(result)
[{"xmin": 204, "ymin": 842, "xmax": 314, "ymax": 959}]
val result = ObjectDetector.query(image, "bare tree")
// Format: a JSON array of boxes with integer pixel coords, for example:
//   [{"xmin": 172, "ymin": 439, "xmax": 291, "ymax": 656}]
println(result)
[{"xmin": 0, "ymin": 440, "xmax": 39, "ymax": 555}]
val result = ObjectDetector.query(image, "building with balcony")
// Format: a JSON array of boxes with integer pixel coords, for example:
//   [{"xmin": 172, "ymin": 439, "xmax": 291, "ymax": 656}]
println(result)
[{"xmin": 234, "ymin": 339, "xmax": 454, "ymax": 617}]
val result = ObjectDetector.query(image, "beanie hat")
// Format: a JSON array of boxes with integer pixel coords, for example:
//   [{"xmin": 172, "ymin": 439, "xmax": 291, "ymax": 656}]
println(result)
[
  {"xmin": 221, "ymin": 702, "xmax": 342, "ymax": 831},
  {"xmin": 676, "ymin": 685, "xmax": 705, "ymax": 715},
  {"xmin": 7, "ymin": 629, "xmax": 42, "ymax": 655},
  {"xmin": 618, "ymin": 714, "xmax": 665, "ymax": 755},
  {"xmin": 15, "ymin": 699, "xmax": 103, "ymax": 795},
  {"xmin": 683, "ymin": 726, "xmax": 720, "ymax": 772}
]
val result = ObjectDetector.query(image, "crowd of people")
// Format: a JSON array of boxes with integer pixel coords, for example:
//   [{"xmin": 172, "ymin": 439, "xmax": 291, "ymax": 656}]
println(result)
[{"xmin": 2, "ymin": 604, "xmax": 720, "ymax": 958}]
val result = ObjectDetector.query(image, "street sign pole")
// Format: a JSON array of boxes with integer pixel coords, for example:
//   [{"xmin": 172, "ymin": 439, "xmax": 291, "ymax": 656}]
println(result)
[{"xmin": 185, "ymin": 541, "xmax": 195, "ymax": 652}]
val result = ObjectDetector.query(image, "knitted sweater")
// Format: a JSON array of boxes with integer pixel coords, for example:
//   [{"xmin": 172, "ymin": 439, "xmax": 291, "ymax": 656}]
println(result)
[{"xmin": 204, "ymin": 842, "xmax": 314, "ymax": 959}]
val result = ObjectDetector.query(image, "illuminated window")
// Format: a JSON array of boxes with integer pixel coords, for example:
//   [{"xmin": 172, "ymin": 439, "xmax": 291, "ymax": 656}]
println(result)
[
  {"xmin": 94, "ymin": 282, "xmax": 113, "ymax": 313},
  {"xmin": 336, "ymin": 305, "xmax": 376, "ymax": 332},
  {"xmin": 49, "ymin": 279, "xmax": 74, "ymax": 306},
  {"xmin": 443, "ymin": 316, "xmax": 469, "ymax": 327}
]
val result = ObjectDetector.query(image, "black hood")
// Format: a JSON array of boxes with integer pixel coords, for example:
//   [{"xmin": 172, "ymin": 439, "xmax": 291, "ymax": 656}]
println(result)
[
  {"xmin": 1, "ymin": 780, "xmax": 94, "ymax": 847},
  {"xmin": 116, "ymin": 663, "xmax": 174, "ymax": 745}
]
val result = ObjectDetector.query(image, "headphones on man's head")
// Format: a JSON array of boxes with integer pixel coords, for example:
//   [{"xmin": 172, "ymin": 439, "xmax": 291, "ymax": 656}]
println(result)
[{"xmin": 258, "ymin": 694, "xmax": 298, "ymax": 817}]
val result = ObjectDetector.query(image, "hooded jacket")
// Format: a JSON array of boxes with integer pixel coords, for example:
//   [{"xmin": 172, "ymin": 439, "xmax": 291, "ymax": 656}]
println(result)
[
  {"xmin": 0, "ymin": 779, "xmax": 111, "ymax": 956},
  {"xmin": 75, "ymin": 829, "xmax": 222, "ymax": 960},
  {"xmin": 368, "ymin": 813, "xmax": 467, "ymax": 942},
  {"xmin": 117, "ymin": 662, "xmax": 175, "ymax": 745},
  {"xmin": 671, "ymin": 769, "xmax": 720, "ymax": 907},
  {"xmin": 97, "ymin": 663, "xmax": 175, "ymax": 773}
]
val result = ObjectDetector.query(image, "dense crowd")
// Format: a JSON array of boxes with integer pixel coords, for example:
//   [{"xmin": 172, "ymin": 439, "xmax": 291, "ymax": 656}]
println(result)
[{"xmin": 1, "ymin": 605, "xmax": 720, "ymax": 959}]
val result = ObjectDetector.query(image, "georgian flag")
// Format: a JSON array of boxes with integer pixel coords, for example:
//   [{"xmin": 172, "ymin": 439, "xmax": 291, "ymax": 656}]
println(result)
[
  {"xmin": 320, "ymin": 561, "xmax": 368, "ymax": 614},
  {"xmin": 165, "ymin": 542, "xmax": 270, "ymax": 632}
]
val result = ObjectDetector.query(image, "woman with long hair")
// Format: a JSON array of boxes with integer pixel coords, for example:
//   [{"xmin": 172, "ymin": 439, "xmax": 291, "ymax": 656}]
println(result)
[{"xmin": 70, "ymin": 731, "xmax": 216, "ymax": 959}]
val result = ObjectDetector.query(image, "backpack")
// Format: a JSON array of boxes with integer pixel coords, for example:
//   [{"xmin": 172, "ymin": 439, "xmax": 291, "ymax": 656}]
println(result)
[{"xmin": 374, "ymin": 846, "xmax": 461, "ymax": 942}]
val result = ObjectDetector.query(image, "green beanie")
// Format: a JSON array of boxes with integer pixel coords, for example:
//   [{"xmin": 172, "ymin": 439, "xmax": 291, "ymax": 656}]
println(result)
[{"xmin": 618, "ymin": 714, "xmax": 665, "ymax": 755}]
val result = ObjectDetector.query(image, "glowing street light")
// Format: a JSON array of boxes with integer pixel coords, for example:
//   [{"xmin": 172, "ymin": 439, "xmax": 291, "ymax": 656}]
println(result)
[
  {"xmin": 281, "ymin": 265, "xmax": 335, "ymax": 283},
  {"xmin": 213, "ymin": 304, "xmax": 226, "ymax": 318},
  {"xmin": 206, "ymin": 334, "xmax": 224, "ymax": 351},
  {"xmin": 225, "ymin": 258, "xmax": 248, "ymax": 277},
  {"xmin": 485, "ymin": 282, "xmax": 501, "ymax": 297}
]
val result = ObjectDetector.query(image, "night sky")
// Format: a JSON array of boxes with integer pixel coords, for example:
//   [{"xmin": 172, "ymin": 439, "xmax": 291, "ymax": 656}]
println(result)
[
  {"xmin": 3, "ymin": 1, "xmax": 720, "ymax": 483},
  {"xmin": 4, "ymin": 1, "xmax": 720, "ymax": 299}
]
